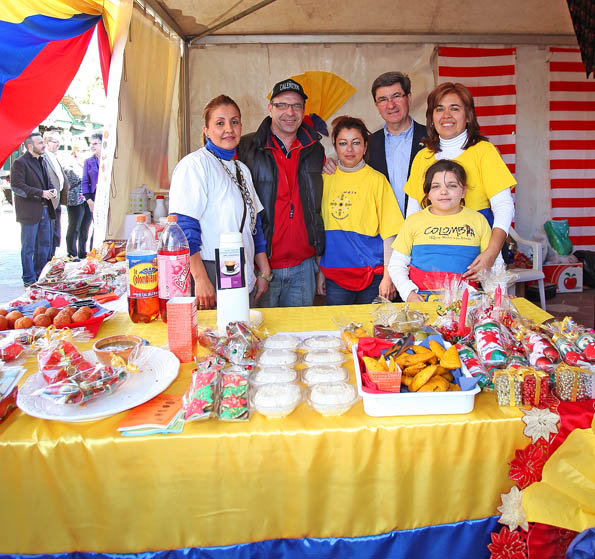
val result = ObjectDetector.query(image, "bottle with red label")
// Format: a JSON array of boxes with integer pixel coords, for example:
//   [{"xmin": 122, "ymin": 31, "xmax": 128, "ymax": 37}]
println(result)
[
  {"xmin": 126, "ymin": 215, "xmax": 159, "ymax": 323},
  {"xmin": 157, "ymin": 215, "xmax": 191, "ymax": 322}
]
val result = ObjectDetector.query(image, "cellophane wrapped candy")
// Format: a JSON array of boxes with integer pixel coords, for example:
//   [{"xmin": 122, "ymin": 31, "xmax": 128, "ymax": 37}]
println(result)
[
  {"xmin": 541, "ymin": 317, "xmax": 587, "ymax": 366},
  {"xmin": 213, "ymin": 322, "xmax": 261, "ymax": 366},
  {"xmin": 332, "ymin": 313, "xmax": 369, "ymax": 350},
  {"xmin": 455, "ymin": 343, "xmax": 492, "ymax": 389},
  {"xmin": 37, "ymin": 338, "xmax": 94, "ymax": 384},
  {"xmin": 431, "ymin": 277, "xmax": 478, "ymax": 342},
  {"xmin": 0, "ymin": 336, "xmax": 27, "ymax": 363},
  {"xmin": 474, "ymin": 319, "xmax": 508, "ymax": 368},
  {"xmin": 34, "ymin": 360, "xmax": 128, "ymax": 405},
  {"xmin": 478, "ymin": 260, "xmax": 517, "ymax": 298},
  {"xmin": 511, "ymin": 323, "xmax": 559, "ymax": 373}
]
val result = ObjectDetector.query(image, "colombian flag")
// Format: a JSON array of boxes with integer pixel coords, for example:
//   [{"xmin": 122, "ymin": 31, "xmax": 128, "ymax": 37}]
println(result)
[{"xmin": 0, "ymin": 1, "xmax": 121, "ymax": 166}]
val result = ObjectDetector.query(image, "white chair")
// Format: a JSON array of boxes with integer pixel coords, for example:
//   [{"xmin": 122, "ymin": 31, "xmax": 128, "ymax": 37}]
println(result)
[{"xmin": 507, "ymin": 227, "xmax": 546, "ymax": 310}]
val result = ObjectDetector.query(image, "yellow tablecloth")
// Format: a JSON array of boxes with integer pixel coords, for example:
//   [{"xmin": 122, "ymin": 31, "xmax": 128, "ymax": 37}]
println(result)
[{"xmin": 0, "ymin": 300, "xmax": 551, "ymax": 554}]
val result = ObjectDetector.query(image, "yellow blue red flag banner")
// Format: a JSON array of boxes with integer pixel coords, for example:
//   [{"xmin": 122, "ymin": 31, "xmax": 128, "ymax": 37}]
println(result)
[{"xmin": 0, "ymin": 0, "xmax": 121, "ymax": 165}]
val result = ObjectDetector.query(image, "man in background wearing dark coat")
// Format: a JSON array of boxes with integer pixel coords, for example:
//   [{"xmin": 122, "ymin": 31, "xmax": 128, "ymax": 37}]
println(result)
[
  {"xmin": 11, "ymin": 133, "xmax": 58, "ymax": 286},
  {"xmin": 43, "ymin": 131, "xmax": 70, "ymax": 257}
]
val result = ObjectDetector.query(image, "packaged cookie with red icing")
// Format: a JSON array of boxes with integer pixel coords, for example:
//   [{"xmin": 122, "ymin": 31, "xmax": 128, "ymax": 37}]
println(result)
[
  {"xmin": 183, "ymin": 356, "xmax": 225, "ymax": 421},
  {"xmin": 217, "ymin": 369, "xmax": 250, "ymax": 421}
]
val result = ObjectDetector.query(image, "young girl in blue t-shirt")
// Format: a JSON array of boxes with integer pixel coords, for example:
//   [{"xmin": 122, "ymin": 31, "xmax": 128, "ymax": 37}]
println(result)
[{"xmin": 388, "ymin": 159, "xmax": 492, "ymax": 302}]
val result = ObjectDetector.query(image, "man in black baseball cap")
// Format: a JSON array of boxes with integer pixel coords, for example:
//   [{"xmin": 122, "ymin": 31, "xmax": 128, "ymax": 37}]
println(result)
[
  {"xmin": 270, "ymin": 78, "xmax": 308, "ymax": 102},
  {"xmin": 237, "ymin": 78, "xmax": 324, "ymax": 308}
]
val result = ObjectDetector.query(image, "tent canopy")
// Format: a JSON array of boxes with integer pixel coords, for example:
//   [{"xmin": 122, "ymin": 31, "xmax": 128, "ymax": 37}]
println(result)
[{"xmin": 149, "ymin": 0, "xmax": 575, "ymax": 40}]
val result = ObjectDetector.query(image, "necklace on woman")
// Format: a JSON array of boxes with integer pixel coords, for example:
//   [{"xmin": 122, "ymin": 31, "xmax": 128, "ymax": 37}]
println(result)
[{"xmin": 208, "ymin": 150, "xmax": 257, "ymax": 234}]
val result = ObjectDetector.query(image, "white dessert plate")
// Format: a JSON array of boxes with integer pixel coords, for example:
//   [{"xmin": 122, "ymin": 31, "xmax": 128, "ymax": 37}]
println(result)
[{"xmin": 17, "ymin": 345, "xmax": 179, "ymax": 422}]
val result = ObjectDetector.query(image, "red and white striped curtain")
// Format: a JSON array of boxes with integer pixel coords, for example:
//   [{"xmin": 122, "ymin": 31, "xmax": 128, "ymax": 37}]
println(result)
[
  {"xmin": 437, "ymin": 46, "xmax": 517, "ymax": 177},
  {"xmin": 549, "ymin": 47, "xmax": 595, "ymax": 251}
]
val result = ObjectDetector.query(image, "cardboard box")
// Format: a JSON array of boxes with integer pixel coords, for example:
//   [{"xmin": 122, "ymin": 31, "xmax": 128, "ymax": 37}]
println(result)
[
  {"xmin": 167, "ymin": 297, "xmax": 197, "ymax": 362},
  {"xmin": 542, "ymin": 263, "xmax": 583, "ymax": 293}
]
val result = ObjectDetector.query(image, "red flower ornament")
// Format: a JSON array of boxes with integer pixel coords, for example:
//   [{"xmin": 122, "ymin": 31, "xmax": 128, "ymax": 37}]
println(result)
[
  {"xmin": 488, "ymin": 527, "xmax": 527, "ymax": 559},
  {"xmin": 508, "ymin": 442, "xmax": 549, "ymax": 489}
]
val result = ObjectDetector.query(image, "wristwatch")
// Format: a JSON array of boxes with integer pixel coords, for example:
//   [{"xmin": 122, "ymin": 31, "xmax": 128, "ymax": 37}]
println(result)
[{"xmin": 258, "ymin": 270, "xmax": 274, "ymax": 282}]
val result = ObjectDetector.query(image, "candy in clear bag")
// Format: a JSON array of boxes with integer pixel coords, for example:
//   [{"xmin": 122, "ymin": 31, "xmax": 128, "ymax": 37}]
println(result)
[{"xmin": 34, "ymin": 357, "xmax": 130, "ymax": 405}]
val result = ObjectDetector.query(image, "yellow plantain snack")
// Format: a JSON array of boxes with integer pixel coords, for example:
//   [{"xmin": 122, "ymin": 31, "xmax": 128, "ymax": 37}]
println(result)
[
  {"xmin": 402, "ymin": 352, "xmax": 434, "ymax": 367},
  {"xmin": 402, "ymin": 362, "xmax": 426, "ymax": 376},
  {"xmin": 439, "ymin": 345, "xmax": 462, "ymax": 370},
  {"xmin": 410, "ymin": 365, "xmax": 438, "ymax": 392},
  {"xmin": 435, "ymin": 365, "xmax": 450, "ymax": 375},
  {"xmin": 411, "ymin": 345, "xmax": 433, "ymax": 355},
  {"xmin": 448, "ymin": 383, "xmax": 462, "ymax": 391},
  {"xmin": 440, "ymin": 372, "xmax": 454, "ymax": 382},
  {"xmin": 387, "ymin": 356, "xmax": 398, "ymax": 372},
  {"xmin": 428, "ymin": 340, "xmax": 446, "ymax": 358},
  {"xmin": 395, "ymin": 353, "xmax": 412, "ymax": 367},
  {"xmin": 401, "ymin": 375, "xmax": 414, "ymax": 387},
  {"xmin": 363, "ymin": 356, "xmax": 387, "ymax": 372},
  {"xmin": 418, "ymin": 376, "xmax": 450, "ymax": 392}
]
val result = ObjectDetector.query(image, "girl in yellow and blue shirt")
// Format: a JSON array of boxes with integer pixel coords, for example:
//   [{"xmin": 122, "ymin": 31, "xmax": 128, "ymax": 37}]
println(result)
[{"xmin": 389, "ymin": 159, "xmax": 492, "ymax": 302}]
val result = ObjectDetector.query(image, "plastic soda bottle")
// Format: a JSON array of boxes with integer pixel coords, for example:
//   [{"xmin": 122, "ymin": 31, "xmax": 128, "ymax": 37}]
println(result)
[
  {"xmin": 158, "ymin": 214, "xmax": 191, "ymax": 322},
  {"xmin": 126, "ymin": 215, "xmax": 159, "ymax": 323}
]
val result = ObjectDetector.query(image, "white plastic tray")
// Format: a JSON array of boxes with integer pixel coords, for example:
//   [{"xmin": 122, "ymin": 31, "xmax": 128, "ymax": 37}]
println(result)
[{"xmin": 353, "ymin": 345, "xmax": 480, "ymax": 417}]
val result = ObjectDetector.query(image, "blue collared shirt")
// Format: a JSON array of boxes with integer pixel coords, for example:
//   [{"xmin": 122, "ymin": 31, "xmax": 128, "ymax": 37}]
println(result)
[{"xmin": 384, "ymin": 118, "xmax": 414, "ymax": 214}]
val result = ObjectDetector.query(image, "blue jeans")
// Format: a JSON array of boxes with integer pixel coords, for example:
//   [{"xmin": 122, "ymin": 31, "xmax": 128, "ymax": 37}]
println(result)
[
  {"xmin": 21, "ymin": 206, "xmax": 53, "ymax": 284},
  {"xmin": 257, "ymin": 256, "xmax": 317, "ymax": 308},
  {"xmin": 325, "ymin": 274, "xmax": 383, "ymax": 306}
]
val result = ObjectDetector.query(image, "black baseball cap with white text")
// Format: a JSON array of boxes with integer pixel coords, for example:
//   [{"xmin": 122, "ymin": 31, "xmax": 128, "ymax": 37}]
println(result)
[{"xmin": 270, "ymin": 78, "xmax": 308, "ymax": 101}]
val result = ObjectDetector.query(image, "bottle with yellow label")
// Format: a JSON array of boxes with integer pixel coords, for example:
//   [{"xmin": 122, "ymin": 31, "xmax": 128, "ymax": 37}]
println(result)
[{"xmin": 126, "ymin": 215, "xmax": 159, "ymax": 323}]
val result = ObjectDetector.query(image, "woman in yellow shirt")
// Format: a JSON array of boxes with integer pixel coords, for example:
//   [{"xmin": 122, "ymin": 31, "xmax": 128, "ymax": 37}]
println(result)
[{"xmin": 404, "ymin": 82, "xmax": 516, "ymax": 281}]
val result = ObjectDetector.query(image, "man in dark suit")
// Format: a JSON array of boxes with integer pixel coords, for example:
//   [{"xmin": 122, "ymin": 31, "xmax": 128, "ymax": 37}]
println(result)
[
  {"xmin": 367, "ymin": 71, "xmax": 426, "ymax": 218},
  {"xmin": 11, "ymin": 132, "xmax": 59, "ymax": 286}
]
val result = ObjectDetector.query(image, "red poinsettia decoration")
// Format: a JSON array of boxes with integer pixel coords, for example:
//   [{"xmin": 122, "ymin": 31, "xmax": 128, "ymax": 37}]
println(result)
[
  {"xmin": 509, "ymin": 441, "xmax": 549, "ymax": 489},
  {"xmin": 488, "ymin": 526, "xmax": 527, "ymax": 559}
]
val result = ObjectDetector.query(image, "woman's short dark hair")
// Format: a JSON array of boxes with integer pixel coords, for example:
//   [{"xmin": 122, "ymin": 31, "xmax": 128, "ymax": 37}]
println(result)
[
  {"xmin": 423, "ymin": 82, "xmax": 487, "ymax": 153},
  {"xmin": 371, "ymin": 72, "xmax": 411, "ymax": 100},
  {"xmin": 331, "ymin": 116, "xmax": 370, "ymax": 145},
  {"xmin": 202, "ymin": 95, "xmax": 241, "ymax": 145},
  {"xmin": 421, "ymin": 159, "xmax": 467, "ymax": 209},
  {"xmin": 331, "ymin": 116, "xmax": 371, "ymax": 161}
]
